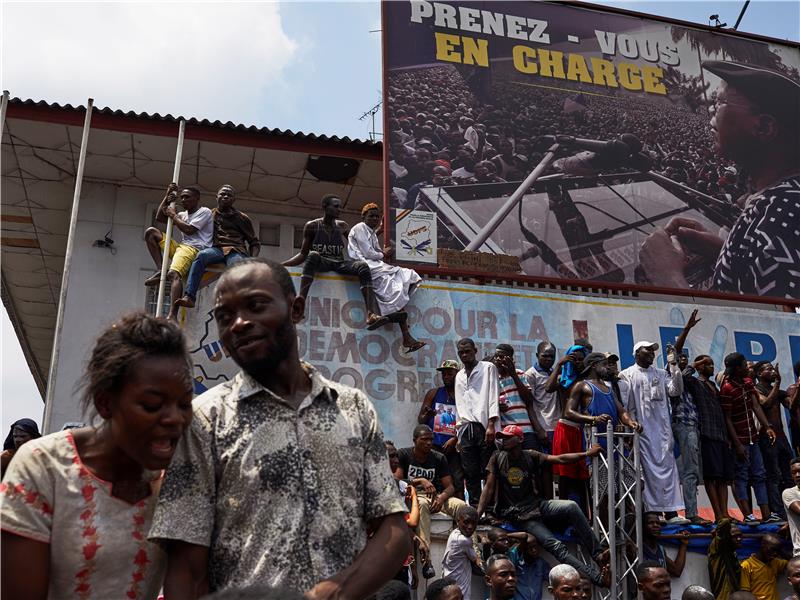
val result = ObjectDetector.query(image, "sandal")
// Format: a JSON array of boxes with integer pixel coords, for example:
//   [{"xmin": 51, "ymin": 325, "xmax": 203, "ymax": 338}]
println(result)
[
  {"xmin": 366, "ymin": 315, "xmax": 390, "ymax": 330},
  {"xmin": 403, "ymin": 341, "xmax": 427, "ymax": 354}
]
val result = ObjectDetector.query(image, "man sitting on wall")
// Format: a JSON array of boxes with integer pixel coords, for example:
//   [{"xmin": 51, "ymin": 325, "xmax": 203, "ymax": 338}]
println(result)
[
  {"xmin": 476, "ymin": 424, "xmax": 608, "ymax": 587},
  {"xmin": 174, "ymin": 184, "xmax": 260, "ymax": 310},
  {"xmin": 143, "ymin": 183, "xmax": 213, "ymax": 320},
  {"xmin": 282, "ymin": 194, "xmax": 386, "ymax": 329},
  {"xmin": 398, "ymin": 424, "xmax": 466, "ymax": 579}
]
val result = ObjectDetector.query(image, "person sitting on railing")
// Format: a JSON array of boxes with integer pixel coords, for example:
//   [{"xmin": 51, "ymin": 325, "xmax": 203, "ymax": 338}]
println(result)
[
  {"xmin": 347, "ymin": 203, "xmax": 425, "ymax": 353},
  {"xmin": 476, "ymin": 424, "xmax": 608, "ymax": 587},
  {"xmin": 174, "ymin": 184, "xmax": 260, "ymax": 312},
  {"xmin": 282, "ymin": 194, "xmax": 386, "ymax": 330},
  {"xmin": 143, "ymin": 183, "xmax": 213, "ymax": 320}
]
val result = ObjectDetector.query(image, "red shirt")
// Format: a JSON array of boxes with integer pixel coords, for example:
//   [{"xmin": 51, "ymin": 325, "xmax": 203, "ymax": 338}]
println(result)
[{"xmin": 720, "ymin": 377, "xmax": 759, "ymax": 445}]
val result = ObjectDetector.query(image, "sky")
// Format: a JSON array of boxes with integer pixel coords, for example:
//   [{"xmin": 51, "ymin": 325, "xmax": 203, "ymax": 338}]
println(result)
[{"xmin": 2, "ymin": 0, "xmax": 798, "ymax": 435}]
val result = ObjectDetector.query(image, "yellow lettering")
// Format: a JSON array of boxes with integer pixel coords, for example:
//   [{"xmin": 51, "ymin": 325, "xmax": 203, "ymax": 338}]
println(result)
[
  {"xmin": 537, "ymin": 49, "xmax": 565, "ymax": 79},
  {"xmin": 618, "ymin": 63, "xmax": 642, "ymax": 91},
  {"xmin": 642, "ymin": 65, "xmax": 667, "ymax": 95},
  {"xmin": 462, "ymin": 36, "xmax": 489, "ymax": 67},
  {"xmin": 512, "ymin": 45, "xmax": 538, "ymax": 74},
  {"xmin": 435, "ymin": 32, "xmax": 462, "ymax": 64},
  {"xmin": 566, "ymin": 53, "xmax": 592, "ymax": 84},
  {"xmin": 590, "ymin": 57, "xmax": 617, "ymax": 88}
]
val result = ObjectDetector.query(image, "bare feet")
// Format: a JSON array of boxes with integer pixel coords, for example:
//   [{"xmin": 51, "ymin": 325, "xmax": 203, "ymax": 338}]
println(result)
[{"xmin": 144, "ymin": 272, "xmax": 161, "ymax": 287}]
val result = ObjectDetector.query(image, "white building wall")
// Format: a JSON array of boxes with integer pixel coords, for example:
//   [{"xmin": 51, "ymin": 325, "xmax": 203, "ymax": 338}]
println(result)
[{"xmin": 44, "ymin": 182, "xmax": 309, "ymax": 430}]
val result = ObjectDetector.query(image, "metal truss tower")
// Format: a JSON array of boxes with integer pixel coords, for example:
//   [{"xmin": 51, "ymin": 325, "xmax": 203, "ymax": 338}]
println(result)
[{"xmin": 590, "ymin": 426, "xmax": 643, "ymax": 600}]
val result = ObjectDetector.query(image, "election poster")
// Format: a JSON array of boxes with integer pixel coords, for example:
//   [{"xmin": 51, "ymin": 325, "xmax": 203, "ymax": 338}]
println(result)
[
  {"xmin": 184, "ymin": 271, "xmax": 800, "ymax": 445},
  {"xmin": 395, "ymin": 208, "xmax": 437, "ymax": 263},
  {"xmin": 383, "ymin": 1, "xmax": 800, "ymax": 303}
]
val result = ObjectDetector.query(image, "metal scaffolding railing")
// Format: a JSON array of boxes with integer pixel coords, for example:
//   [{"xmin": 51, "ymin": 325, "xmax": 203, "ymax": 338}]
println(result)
[{"xmin": 590, "ymin": 426, "xmax": 643, "ymax": 600}]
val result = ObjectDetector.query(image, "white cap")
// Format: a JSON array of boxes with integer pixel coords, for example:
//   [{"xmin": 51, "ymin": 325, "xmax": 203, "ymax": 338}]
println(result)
[{"xmin": 632, "ymin": 341, "xmax": 659, "ymax": 354}]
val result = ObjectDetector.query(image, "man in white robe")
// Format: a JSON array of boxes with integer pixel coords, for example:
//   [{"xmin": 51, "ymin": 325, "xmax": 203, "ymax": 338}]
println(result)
[
  {"xmin": 621, "ymin": 341, "xmax": 686, "ymax": 521},
  {"xmin": 348, "ymin": 203, "xmax": 425, "ymax": 354}
]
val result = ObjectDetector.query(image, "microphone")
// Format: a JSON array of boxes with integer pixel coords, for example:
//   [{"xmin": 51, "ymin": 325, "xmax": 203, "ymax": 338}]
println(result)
[
  {"xmin": 555, "ymin": 135, "xmax": 633, "ymax": 158},
  {"xmin": 550, "ymin": 134, "xmax": 651, "ymax": 175}
]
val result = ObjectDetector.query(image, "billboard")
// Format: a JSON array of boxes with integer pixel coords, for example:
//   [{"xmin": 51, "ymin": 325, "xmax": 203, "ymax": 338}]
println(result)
[
  {"xmin": 184, "ymin": 272, "xmax": 800, "ymax": 446},
  {"xmin": 383, "ymin": 1, "xmax": 800, "ymax": 304}
]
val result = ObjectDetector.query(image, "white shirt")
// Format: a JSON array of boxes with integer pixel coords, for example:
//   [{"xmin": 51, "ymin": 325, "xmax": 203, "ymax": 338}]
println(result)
[
  {"xmin": 612, "ymin": 378, "xmax": 632, "ymax": 412},
  {"xmin": 784, "ymin": 486, "xmax": 800, "ymax": 556},
  {"xmin": 178, "ymin": 206, "xmax": 213, "ymax": 249},
  {"xmin": 442, "ymin": 529, "xmax": 477, "ymax": 598},
  {"xmin": 452, "ymin": 166, "xmax": 475, "ymax": 180},
  {"xmin": 455, "ymin": 361, "xmax": 500, "ymax": 429},
  {"xmin": 525, "ymin": 366, "xmax": 560, "ymax": 432},
  {"xmin": 620, "ymin": 362, "xmax": 683, "ymax": 406}
]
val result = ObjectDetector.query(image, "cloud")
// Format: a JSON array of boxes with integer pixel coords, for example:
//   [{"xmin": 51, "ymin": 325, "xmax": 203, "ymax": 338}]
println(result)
[{"xmin": 1, "ymin": 2, "xmax": 298, "ymax": 126}]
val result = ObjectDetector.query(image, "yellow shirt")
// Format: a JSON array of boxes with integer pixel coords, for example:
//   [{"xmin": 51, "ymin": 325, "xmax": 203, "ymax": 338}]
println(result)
[{"xmin": 740, "ymin": 554, "xmax": 789, "ymax": 600}]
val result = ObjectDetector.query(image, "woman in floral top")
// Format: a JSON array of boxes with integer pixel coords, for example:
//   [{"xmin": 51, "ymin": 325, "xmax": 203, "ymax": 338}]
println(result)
[{"xmin": 1, "ymin": 312, "xmax": 193, "ymax": 600}]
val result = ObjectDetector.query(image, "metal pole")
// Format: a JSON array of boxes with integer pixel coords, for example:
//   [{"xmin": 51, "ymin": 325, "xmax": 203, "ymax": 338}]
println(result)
[
  {"xmin": 606, "ymin": 426, "xmax": 616, "ymax": 600},
  {"xmin": 633, "ymin": 431, "xmax": 643, "ymax": 567},
  {"xmin": 733, "ymin": 0, "xmax": 751, "ymax": 30},
  {"xmin": 465, "ymin": 144, "xmax": 560, "ymax": 251},
  {"xmin": 591, "ymin": 426, "xmax": 600, "ymax": 538},
  {"xmin": 154, "ymin": 119, "xmax": 186, "ymax": 317},
  {"xmin": 42, "ymin": 99, "xmax": 93, "ymax": 432},
  {"xmin": 0, "ymin": 90, "xmax": 9, "ymax": 142}
]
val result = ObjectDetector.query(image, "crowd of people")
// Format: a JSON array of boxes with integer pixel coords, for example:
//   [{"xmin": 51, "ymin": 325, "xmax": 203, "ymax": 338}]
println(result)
[{"xmin": 2, "ymin": 250, "xmax": 800, "ymax": 599}]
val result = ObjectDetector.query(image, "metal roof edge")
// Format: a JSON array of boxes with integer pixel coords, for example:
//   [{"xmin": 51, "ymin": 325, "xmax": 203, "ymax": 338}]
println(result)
[{"xmin": 6, "ymin": 97, "xmax": 384, "ymax": 159}]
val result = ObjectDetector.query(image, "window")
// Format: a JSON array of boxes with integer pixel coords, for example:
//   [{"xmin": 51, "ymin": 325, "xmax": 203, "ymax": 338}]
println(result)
[
  {"xmin": 293, "ymin": 225, "xmax": 305, "ymax": 249},
  {"xmin": 145, "ymin": 284, "xmax": 172, "ymax": 317},
  {"xmin": 259, "ymin": 223, "xmax": 281, "ymax": 247}
]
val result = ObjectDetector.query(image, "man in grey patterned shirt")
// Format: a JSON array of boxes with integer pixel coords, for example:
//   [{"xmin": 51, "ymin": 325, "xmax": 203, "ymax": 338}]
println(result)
[{"xmin": 149, "ymin": 258, "xmax": 409, "ymax": 599}]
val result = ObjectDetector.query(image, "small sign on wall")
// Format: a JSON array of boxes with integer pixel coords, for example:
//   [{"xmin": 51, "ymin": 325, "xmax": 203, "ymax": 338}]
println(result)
[{"xmin": 395, "ymin": 209, "xmax": 436, "ymax": 263}]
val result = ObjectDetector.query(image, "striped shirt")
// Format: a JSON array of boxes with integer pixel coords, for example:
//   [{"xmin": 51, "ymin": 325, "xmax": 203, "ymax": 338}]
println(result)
[
  {"xmin": 719, "ymin": 377, "xmax": 759, "ymax": 445},
  {"xmin": 499, "ymin": 371, "xmax": 534, "ymax": 434}
]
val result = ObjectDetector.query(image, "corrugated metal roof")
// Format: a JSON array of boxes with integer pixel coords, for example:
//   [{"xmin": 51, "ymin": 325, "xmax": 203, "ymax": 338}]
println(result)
[{"xmin": 8, "ymin": 96, "xmax": 383, "ymax": 150}]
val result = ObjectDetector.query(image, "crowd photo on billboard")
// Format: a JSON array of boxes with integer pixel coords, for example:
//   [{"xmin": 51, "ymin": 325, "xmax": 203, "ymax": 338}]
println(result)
[{"xmin": 384, "ymin": 0, "xmax": 800, "ymax": 302}]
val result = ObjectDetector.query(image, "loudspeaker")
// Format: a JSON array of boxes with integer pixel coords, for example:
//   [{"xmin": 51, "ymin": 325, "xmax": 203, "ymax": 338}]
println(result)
[{"xmin": 306, "ymin": 155, "xmax": 361, "ymax": 183}]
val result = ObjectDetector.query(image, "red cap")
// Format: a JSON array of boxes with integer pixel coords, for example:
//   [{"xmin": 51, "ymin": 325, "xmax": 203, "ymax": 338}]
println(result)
[{"xmin": 496, "ymin": 425, "xmax": 524, "ymax": 440}]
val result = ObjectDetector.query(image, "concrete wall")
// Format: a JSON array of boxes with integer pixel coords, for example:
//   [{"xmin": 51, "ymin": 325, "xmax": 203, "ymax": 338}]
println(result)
[{"xmin": 45, "ymin": 183, "xmax": 313, "ymax": 430}]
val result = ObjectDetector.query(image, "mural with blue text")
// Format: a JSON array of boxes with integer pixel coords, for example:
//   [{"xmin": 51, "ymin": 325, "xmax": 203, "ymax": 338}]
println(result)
[{"xmin": 183, "ymin": 272, "xmax": 800, "ymax": 445}]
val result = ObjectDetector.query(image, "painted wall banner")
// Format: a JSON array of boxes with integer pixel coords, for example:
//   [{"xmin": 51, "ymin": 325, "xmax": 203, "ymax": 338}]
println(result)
[
  {"xmin": 183, "ymin": 274, "xmax": 800, "ymax": 446},
  {"xmin": 395, "ymin": 208, "xmax": 437, "ymax": 263},
  {"xmin": 382, "ymin": 0, "xmax": 800, "ymax": 303}
]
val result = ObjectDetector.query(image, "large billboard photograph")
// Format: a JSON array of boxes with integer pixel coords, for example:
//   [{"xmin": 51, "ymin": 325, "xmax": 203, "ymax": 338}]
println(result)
[{"xmin": 383, "ymin": 1, "xmax": 800, "ymax": 303}]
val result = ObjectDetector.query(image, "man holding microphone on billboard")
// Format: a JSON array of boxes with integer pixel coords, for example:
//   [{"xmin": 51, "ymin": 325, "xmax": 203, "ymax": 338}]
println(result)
[{"xmin": 639, "ymin": 61, "xmax": 800, "ymax": 299}]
